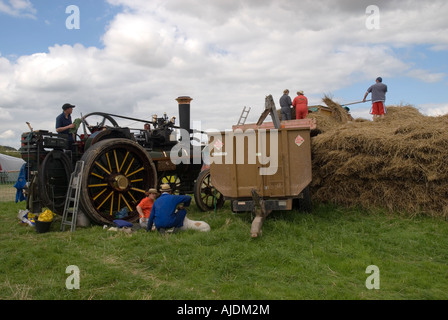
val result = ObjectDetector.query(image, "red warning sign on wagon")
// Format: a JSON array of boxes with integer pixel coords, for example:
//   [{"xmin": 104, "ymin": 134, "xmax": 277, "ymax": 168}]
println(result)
[
  {"xmin": 295, "ymin": 135, "xmax": 305, "ymax": 147},
  {"xmin": 214, "ymin": 139, "xmax": 224, "ymax": 151}
]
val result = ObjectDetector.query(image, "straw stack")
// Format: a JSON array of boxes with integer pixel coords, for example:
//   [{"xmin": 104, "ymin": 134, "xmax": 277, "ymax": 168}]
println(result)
[{"xmin": 310, "ymin": 98, "xmax": 448, "ymax": 217}]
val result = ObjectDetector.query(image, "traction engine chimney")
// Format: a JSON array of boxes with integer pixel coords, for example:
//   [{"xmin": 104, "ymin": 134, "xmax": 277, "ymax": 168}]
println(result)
[{"xmin": 176, "ymin": 96, "xmax": 192, "ymax": 134}]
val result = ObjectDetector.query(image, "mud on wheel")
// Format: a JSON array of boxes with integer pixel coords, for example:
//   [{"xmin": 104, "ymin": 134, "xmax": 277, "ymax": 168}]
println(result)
[{"xmin": 79, "ymin": 138, "xmax": 157, "ymax": 225}]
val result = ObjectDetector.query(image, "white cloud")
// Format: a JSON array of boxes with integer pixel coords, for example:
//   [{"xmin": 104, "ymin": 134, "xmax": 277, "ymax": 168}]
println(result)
[
  {"xmin": 0, "ymin": 107, "xmax": 12, "ymax": 120},
  {"xmin": 351, "ymin": 107, "xmax": 373, "ymax": 121},
  {"xmin": 0, "ymin": 0, "xmax": 36, "ymax": 18},
  {"xmin": 0, "ymin": 129, "xmax": 14, "ymax": 138},
  {"xmin": 1, "ymin": 0, "xmax": 448, "ymax": 149},
  {"xmin": 406, "ymin": 69, "xmax": 446, "ymax": 83},
  {"xmin": 418, "ymin": 103, "xmax": 448, "ymax": 117}
]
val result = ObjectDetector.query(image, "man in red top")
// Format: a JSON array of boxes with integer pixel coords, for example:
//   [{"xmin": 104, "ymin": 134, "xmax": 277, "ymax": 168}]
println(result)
[
  {"xmin": 137, "ymin": 188, "xmax": 158, "ymax": 228},
  {"xmin": 292, "ymin": 91, "xmax": 308, "ymax": 119}
]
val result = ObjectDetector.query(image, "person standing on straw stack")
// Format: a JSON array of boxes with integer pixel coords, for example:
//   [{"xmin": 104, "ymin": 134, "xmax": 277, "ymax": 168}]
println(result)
[
  {"xmin": 363, "ymin": 77, "xmax": 388, "ymax": 120},
  {"xmin": 279, "ymin": 89, "xmax": 293, "ymax": 121},
  {"xmin": 293, "ymin": 90, "xmax": 309, "ymax": 119}
]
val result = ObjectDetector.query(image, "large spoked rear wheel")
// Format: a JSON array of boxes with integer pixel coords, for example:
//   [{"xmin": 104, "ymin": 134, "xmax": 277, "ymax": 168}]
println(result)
[
  {"xmin": 79, "ymin": 138, "xmax": 157, "ymax": 225},
  {"xmin": 194, "ymin": 168, "xmax": 225, "ymax": 212}
]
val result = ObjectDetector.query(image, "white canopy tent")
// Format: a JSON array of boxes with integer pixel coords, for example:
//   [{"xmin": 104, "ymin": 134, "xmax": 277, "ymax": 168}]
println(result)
[
  {"xmin": 0, "ymin": 153, "xmax": 25, "ymax": 183},
  {"xmin": 0, "ymin": 153, "xmax": 25, "ymax": 172}
]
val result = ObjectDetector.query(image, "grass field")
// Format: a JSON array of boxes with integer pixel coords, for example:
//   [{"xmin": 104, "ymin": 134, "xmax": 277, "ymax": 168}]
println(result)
[
  {"xmin": 0, "ymin": 183, "xmax": 16, "ymax": 202},
  {"xmin": 1, "ymin": 199, "xmax": 447, "ymax": 300}
]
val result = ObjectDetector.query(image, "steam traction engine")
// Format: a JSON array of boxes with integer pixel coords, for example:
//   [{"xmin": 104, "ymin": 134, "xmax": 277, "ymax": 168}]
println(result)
[{"xmin": 20, "ymin": 97, "xmax": 224, "ymax": 225}]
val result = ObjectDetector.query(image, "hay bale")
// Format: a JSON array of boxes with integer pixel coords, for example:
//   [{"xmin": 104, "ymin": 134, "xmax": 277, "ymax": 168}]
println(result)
[
  {"xmin": 308, "ymin": 112, "xmax": 341, "ymax": 135},
  {"xmin": 308, "ymin": 96, "xmax": 359, "ymax": 135},
  {"xmin": 322, "ymin": 95, "xmax": 351, "ymax": 124},
  {"xmin": 311, "ymin": 99, "xmax": 448, "ymax": 217}
]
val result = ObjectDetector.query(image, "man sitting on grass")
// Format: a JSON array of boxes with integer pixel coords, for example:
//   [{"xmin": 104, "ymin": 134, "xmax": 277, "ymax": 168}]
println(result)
[{"xmin": 146, "ymin": 184, "xmax": 192, "ymax": 234}]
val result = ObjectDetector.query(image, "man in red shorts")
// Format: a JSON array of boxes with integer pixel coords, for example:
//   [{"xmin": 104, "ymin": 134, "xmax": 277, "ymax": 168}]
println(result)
[
  {"xmin": 292, "ymin": 90, "xmax": 309, "ymax": 119},
  {"xmin": 363, "ymin": 77, "xmax": 388, "ymax": 120}
]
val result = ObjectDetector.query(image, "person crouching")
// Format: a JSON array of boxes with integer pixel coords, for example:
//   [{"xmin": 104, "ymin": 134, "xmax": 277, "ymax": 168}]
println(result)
[
  {"xmin": 146, "ymin": 184, "xmax": 192, "ymax": 234},
  {"xmin": 136, "ymin": 188, "xmax": 158, "ymax": 228}
]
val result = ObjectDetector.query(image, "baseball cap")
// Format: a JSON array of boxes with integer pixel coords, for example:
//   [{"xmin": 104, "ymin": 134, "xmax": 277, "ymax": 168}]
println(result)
[{"xmin": 62, "ymin": 103, "xmax": 76, "ymax": 110}]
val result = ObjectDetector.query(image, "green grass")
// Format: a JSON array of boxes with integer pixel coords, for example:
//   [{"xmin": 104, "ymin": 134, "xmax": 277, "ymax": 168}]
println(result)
[
  {"xmin": 1, "ymin": 200, "xmax": 447, "ymax": 300},
  {"xmin": 0, "ymin": 183, "xmax": 16, "ymax": 202}
]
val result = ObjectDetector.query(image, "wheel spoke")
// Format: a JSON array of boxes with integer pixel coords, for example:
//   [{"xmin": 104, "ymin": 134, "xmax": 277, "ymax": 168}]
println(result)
[
  {"xmin": 97, "ymin": 191, "xmax": 114, "ymax": 210},
  {"xmin": 120, "ymin": 193, "xmax": 132, "ymax": 212},
  {"xmin": 130, "ymin": 187, "xmax": 146, "ymax": 194},
  {"xmin": 127, "ymin": 167, "xmax": 144, "ymax": 178},
  {"xmin": 88, "ymin": 183, "xmax": 108, "ymax": 188},
  {"xmin": 95, "ymin": 161, "xmax": 111, "ymax": 175},
  {"xmin": 110, "ymin": 193, "xmax": 114, "ymax": 216},
  {"xmin": 113, "ymin": 150, "xmax": 119, "ymax": 171},
  {"xmin": 125, "ymin": 158, "xmax": 135, "ymax": 175},
  {"xmin": 119, "ymin": 152, "xmax": 130, "ymax": 172},
  {"xmin": 127, "ymin": 191, "xmax": 137, "ymax": 203},
  {"xmin": 117, "ymin": 195, "xmax": 121, "ymax": 213},
  {"xmin": 106, "ymin": 153, "xmax": 112, "ymax": 172},
  {"xmin": 93, "ymin": 188, "xmax": 108, "ymax": 201},
  {"xmin": 91, "ymin": 172, "xmax": 104, "ymax": 179}
]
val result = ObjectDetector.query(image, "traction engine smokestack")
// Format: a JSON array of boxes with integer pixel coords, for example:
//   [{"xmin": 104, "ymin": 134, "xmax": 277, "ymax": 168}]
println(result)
[{"xmin": 176, "ymin": 96, "xmax": 192, "ymax": 134}]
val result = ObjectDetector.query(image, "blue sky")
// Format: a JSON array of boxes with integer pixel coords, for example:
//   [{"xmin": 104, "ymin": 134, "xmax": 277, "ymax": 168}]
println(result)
[
  {"xmin": 0, "ymin": 0, "xmax": 118, "ymax": 57},
  {"xmin": 1, "ymin": 0, "xmax": 448, "ymax": 149}
]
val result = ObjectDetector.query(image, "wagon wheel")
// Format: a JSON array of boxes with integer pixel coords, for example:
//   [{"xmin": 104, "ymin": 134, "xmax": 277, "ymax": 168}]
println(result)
[
  {"xmin": 38, "ymin": 150, "xmax": 72, "ymax": 214},
  {"xmin": 158, "ymin": 173, "xmax": 182, "ymax": 194},
  {"xmin": 194, "ymin": 168, "xmax": 225, "ymax": 212},
  {"xmin": 79, "ymin": 138, "xmax": 157, "ymax": 225},
  {"xmin": 81, "ymin": 112, "xmax": 119, "ymax": 135},
  {"xmin": 293, "ymin": 186, "xmax": 312, "ymax": 213}
]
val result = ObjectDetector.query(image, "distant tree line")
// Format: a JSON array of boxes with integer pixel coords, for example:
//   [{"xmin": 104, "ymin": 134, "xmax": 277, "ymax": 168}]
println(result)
[{"xmin": 0, "ymin": 146, "xmax": 21, "ymax": 158}]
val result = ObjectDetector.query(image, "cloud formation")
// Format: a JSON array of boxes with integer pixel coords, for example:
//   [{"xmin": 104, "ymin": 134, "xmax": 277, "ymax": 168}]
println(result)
[
  {"xmin": 1, "ymin": 0, "xmax": 448, "ymax": 149},
  {"xmin": 0, "ymin": 0, "xmax": 36, "ymax": 18}
]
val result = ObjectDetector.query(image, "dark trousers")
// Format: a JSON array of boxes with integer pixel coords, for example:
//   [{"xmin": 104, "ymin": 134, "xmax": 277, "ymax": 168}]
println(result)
[{"xmin": 281, "ymin": 107, "xmax": 292, "ymax": 121}]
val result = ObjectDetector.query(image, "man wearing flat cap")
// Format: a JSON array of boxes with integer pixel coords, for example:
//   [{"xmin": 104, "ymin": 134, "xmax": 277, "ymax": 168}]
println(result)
[
  {"xmin": 56, "ymin": 103, "xmax": 76, "ymax": 148},
  {"xmin": 147, "ymin": 184, "xmax": 192, "ymax": 234}
]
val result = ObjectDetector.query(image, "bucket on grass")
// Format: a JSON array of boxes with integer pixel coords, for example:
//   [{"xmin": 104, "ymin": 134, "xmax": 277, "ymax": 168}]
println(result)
[{"xmin": 35, "ymin": 220, "xmax": 52, "ymax": 234}]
